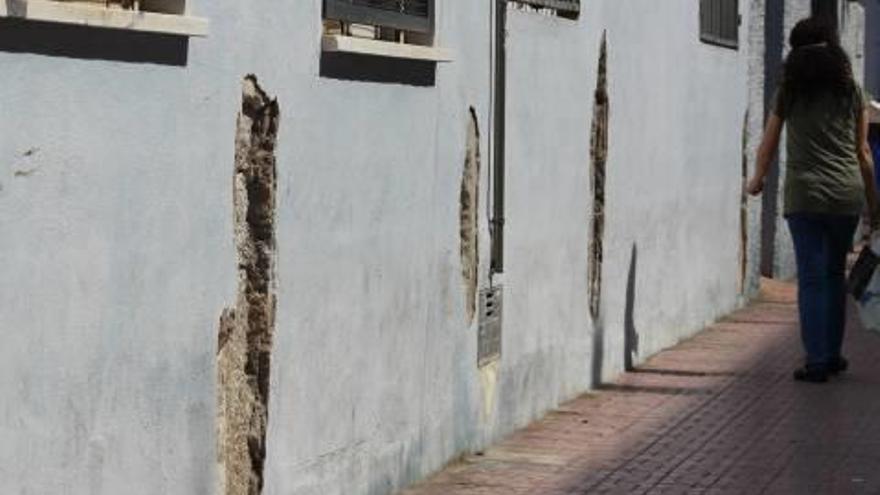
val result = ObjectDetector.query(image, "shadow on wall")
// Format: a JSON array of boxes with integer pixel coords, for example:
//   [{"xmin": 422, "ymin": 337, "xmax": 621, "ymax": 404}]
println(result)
[
  {"xmin": 320, "ymin": 52, "xmax": 436, "ymax": 86},
  {"xmin": 624, "ymin": 243, "xmax": 638, "ymax": 371},
  {"xmin": 591, "ymin": 316, "xmax": 604, "ymax": 388},
  {"xmin": 591, "ymin": 243, "xmax": 639, "ymax": 387},
  {"xmin": 0, "ymin": 18, "xmax": 188, "ymax": 66}
]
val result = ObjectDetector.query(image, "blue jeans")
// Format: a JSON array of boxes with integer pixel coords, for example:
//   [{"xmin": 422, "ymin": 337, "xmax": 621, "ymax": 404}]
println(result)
[{"xmin": 787, "ymin": 213, "xmax": 859, "ymax": 368}]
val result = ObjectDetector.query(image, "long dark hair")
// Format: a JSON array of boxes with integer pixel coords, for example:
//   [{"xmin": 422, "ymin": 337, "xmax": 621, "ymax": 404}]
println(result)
[{"xmin": 782, "ymin": 17, "xmax": 855, "ymax": 103}]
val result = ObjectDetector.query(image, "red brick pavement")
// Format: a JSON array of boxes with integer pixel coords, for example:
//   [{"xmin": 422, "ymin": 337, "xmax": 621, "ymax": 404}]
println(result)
[{"xmin": 400, "ymin": 280, "xmax": 880, "ymax": 495}]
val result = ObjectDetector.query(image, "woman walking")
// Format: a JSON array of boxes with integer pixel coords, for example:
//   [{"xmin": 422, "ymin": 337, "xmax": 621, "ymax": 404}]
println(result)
[{"xmin": 747, "ymin": 17, "xmax": 879, "ymax": 383}]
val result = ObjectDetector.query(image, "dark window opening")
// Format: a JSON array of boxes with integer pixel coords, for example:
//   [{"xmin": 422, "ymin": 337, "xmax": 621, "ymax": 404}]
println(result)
[
  {"xmin": 324, "ymin": 0, "xmax": 434, "ymax": 35},
  {"xmin": 700, "ymin": 0, "xmax": 740, "ymax": 49},
  {"xmin": 509, "ymin": 0, "xmax": 580, "ymax": 20}
]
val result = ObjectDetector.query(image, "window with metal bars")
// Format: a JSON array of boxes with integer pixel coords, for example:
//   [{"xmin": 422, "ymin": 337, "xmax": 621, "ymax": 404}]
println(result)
[
  {"xmin": 324, "ymin": 0, "xmax": 433, "ymax": 34},
  {"xmin": 700, "ymin": 0, "xmax": 739, "ymax": 49},
  {"xmin": 0, "ymin": 0, "xmax": 207, "ymax": 37},
  {"xmin": 509, "ymin": 0, "xmax": 580, "ymax": 19}
]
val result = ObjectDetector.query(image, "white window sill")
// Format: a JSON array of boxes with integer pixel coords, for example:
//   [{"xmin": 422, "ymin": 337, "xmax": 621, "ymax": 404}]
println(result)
[
  {"xmin": 0, "ymin": 0, "xmax": 208, "ymax": 37},
  {"xmin": 322, "ymin": 35, "xmax": 452, "ymax": 62}
]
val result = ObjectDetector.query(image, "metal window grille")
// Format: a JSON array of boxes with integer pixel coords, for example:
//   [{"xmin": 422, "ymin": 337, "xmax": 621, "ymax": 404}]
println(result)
[
  {"xmin": 700, "ymin": 0, "xmax": 740, "ymax": 49},
  {"xmin": 324, "ymin": 0, "xmax": 433, "ymax": 34},
  {"xmin": 510, "ymin": 0, "xmax": 580, "ymax": 16}
]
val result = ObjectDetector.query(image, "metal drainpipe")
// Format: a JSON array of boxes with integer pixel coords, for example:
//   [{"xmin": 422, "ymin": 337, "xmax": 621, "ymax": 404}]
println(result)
[
  {"xmin": 811, "ymin": 0, "xmax": 840, "ymax": 32},
  {"xmin": 491, "ymin": 0, "xmax": 507, "ymax": 274},
  {"xmin": 760, "ymin": 0, "xmax": 784, "ymax": 277}
]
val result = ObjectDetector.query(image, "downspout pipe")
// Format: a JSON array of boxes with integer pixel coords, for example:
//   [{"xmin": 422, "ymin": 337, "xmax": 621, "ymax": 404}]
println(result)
[
  {"xmin": 760, "ymin": 0, "xmax": 784, "ymax": 277},
  {"xmin": 491, "ymin": 0, "xmax": 506, "ymax": 274}
]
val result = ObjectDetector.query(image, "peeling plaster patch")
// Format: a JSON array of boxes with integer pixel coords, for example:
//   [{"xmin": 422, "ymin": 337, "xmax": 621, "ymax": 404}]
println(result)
[
  {"xmin": 460, "ymin": 107, "xmax": 481, "ymax": 324},
  {"xmin": 13, "ymin": 167, "xmax": 39, "ymax": 178},
  {"xmin": 217, "ymin": 75, "xmax": 280, "ymax": 495},
  {"xmin": 588, "ymin": 33, "xmax": 608, "ymax": 321}
]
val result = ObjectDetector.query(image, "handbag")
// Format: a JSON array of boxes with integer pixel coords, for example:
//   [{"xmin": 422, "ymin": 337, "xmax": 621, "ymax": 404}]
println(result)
[
  {"xmin": 848, "ymin": 243, "xmax": 880, "ymax": 299},
  {"xmin": 851, "ymin": 234, "xmax": 880, "ymax": 336}
]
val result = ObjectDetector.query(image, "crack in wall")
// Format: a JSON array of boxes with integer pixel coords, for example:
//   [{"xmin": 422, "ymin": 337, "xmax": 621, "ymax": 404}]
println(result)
[
  {"xmin": 589, "ymin": 33, "xmax": 608, "ymax": 321},
  {"xmin": 217, "ymin": 75, "xmax": 280, "ymax": 495},
  {"xmin": 460, "ymin": 107, "xmax": 481, "ymax": 324}
]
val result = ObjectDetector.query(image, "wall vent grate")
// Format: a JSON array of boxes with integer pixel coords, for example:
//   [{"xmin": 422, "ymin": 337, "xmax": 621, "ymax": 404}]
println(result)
[{"xmin": 478, "ymin": 286, "xmax": 503, "ymax": 367}]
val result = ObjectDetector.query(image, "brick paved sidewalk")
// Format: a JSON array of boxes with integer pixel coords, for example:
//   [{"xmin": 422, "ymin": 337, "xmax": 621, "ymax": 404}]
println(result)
[{"xmin": 401, "ymin": 280, "xmax": 880, "ymax": 495}]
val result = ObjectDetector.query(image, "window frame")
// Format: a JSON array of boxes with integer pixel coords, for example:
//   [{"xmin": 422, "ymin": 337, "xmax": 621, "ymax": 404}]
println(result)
[
  {"xmin": 320, "ymin": 0, "xmax": 450, "ymax": 66},
  {"xmin": 509, "ymin": 0, "xmax": 580, "ymax": 19},
  {"xmin": 0, "ymin": 0, "xmax": 207, "ymax": 37},
  {"xmin": 323, "ymin": 0, "xmax": 434, "ymax": 35},
  {"xmin": 699, "ymin": 0, "xmax": 740, "ymax": 50}
]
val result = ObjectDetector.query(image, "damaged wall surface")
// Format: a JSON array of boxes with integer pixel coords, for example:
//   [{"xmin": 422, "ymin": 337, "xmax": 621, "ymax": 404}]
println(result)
[
  {"xmin": 0, "ymin": 0, "xmax": 844, "ymax": 494},
  {"xmin": 217, "ymin": 75, "xmax": 280, "ymax": 495},
  {"xmin": 459, "ymin": 108, "xmax": 481, "ymax": 325},
  {"xmin": 588, "ymin": 33, "xmax": 608, "ymax": 322}
]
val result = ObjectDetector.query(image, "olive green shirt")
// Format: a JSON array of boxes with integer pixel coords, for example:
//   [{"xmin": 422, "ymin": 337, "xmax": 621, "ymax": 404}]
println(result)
[{"xmin": 774, "ymin": 84, "xmax": 865, "ymax": 216}]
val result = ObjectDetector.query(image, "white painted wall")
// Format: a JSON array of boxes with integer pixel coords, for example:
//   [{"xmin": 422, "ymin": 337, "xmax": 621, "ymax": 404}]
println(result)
[
  {"xmin": 842, "ymin": 1, "xmax": 867, "ymax": 85},
  {"xmin": 597, "ymin": 1, "xmax": 748, "ymax": 376},
  {"xmin": 0, "ymin": 0, "xmax": 775, "ymax": 494}
]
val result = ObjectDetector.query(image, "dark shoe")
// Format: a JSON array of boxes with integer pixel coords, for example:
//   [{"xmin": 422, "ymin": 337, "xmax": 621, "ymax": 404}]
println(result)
[
  {"xmin": 793, "ymin": 365, "xmax": 829, "ymax": 383},
  {"xmin": 829, "ymin": 357, "xmax": 849, "ymax": 375}
]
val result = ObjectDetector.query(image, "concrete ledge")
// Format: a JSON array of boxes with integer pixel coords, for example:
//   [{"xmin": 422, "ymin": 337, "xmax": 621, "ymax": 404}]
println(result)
[
  {"xmin": 321, "ymin": 35, "xmax": 452, "ymax": 62},
  {"xmin": 0, "ymin": 0, "xmax": 208, "ymax": 37}
]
